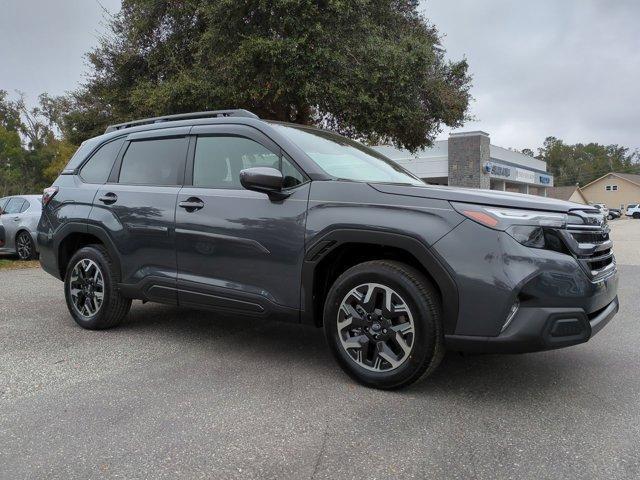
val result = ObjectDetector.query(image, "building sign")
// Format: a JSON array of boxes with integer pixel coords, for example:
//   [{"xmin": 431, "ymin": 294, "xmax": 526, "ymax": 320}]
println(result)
[
  {"xmin": 484, "ymin": 162, "xmax": 553, "ymax": 186},
  {"xmin": 484, "ymin": 162, "xmax": 512, "ymax": 178},
  {"xmin": 539, "ymin": 175, "xmax": 551, "ymax": 185},
  {"xmin": 515, "ymin": 169, "xmax": 536, "ymax": 184}
]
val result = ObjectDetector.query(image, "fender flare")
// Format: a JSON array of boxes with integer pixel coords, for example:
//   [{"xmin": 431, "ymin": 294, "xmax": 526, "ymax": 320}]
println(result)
[
  {"xmin": 300, "ymin": 228, "xmax": 459, "ymax": 334},
  {"xmin": 50, "ymin": 222, "xmax": 121, "ymax": 279}
]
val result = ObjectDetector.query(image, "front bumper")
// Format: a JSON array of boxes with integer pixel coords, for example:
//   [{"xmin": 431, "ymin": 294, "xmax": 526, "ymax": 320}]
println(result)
[
  {"xmin": 432, "ymin": 218, "xmax": 619, "ymax": 353},
  {"xmin": 445, "ymin": 296, "xmax": 619, "ymax": 353}
]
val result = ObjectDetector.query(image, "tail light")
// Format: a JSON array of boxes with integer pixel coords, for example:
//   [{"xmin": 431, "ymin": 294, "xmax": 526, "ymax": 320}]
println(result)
[{"xmin": 42, "ymin": 186, "xmax": 59, "ymax": 206}]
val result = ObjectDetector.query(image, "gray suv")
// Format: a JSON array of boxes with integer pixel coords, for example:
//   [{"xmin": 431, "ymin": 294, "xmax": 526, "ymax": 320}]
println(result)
[
  {"xmin": 0, "ymin": 195, "xmax": 41, "ymax": 260},
  {"xmin": 37, "ymin": 110, "xmax": 619, "ymax": 389}
]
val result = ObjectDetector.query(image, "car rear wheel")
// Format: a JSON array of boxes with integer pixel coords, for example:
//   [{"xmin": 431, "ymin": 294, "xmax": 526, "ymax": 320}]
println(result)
[
  {"xmin": 64, "ymin": 245, "xmax": 131, "ymax": 330},
  {"xmin": 16, "ymin": 231, "xmax": 36, "ymax": 260},
  {"xmin": 323, "ymin": 260, "xmax": 444, "ymax": 389}
]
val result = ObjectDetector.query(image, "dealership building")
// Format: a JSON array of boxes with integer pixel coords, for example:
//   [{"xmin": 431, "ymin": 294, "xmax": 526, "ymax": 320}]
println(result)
[{"xmin": 374, "ymin": 131, "xmax": 553, "ymax": 196}]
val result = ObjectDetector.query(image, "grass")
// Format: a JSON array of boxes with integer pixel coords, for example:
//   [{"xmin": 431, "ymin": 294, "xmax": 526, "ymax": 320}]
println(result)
[{"xmin": 0, "ymin": 258, "xmax": 40, "ymax": 270}]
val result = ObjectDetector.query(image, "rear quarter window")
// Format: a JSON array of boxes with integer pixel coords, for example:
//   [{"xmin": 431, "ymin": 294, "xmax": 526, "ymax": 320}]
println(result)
[{"xmin": 80, "ymin": 138, "xmax": 125, "ymax": 184}]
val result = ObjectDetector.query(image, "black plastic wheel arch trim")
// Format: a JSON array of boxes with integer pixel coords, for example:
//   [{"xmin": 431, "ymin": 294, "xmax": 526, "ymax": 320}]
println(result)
[{"xmin": 300, "ymin": 228, "xmax": 459, "ymax": 334}]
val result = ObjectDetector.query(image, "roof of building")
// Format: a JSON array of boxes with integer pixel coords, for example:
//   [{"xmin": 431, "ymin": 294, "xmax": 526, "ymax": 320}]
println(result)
[
  {"xmin": 546, "ymin": 185, "xmax": 583, "ymax": 201},
  {"xmin": 582, "ymin": 172, "xmax": 640, "ymax": 189}
]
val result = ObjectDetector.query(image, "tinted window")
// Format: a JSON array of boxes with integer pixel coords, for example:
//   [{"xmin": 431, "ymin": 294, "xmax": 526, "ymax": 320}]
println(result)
[
  {"xmin": 80, "ymin": 138, "xmax": 125, "ymax": 183},
  {"xmin": 193, "ymin": 136, "xmax": 304, "ymax": 189},
  {"xmin": 20, "ymin": 200, "xmax": 30, "ymax": 213},
  {"xmin": 0, "ymin": 197, "xmax": 7, "ymax": 213},
  {"xmin": 4, "ymin": 198, "xmax": 25, "ymax": 214},
  {"xmin": 119, "ymin": 137, "xmax": 187, "ymax": 185},
  {"xmin": 271, "ymin": 124, "xmax": 423, "ymax": 186}
]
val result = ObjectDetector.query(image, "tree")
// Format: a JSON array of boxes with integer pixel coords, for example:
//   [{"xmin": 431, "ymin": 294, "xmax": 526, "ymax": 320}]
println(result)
[
  {"xmin": 521, "ymin": 148, "xmax": 534, "ymax": 157},
  {"xmin": 59, "ymin": 0, "xmax": 471, "ymax": 149},
  {"xmin": 537, "ymin": 136, "xmax": 640, "ymax": 187},
  {"xmin": 0, "ymin": 91, "xmax": 76, "ymax": 196}
]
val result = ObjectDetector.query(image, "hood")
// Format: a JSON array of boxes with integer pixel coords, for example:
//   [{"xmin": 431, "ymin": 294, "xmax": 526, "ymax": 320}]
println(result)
[{"xmin": 370, "ymin": 183, "xmax": 592, "ymax": 213}]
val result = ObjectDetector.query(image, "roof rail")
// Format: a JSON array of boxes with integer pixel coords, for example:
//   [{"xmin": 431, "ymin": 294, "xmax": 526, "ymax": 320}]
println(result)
[{"xmin": 104, "ymin": 109, "xmax": 259, "ymax": 134}]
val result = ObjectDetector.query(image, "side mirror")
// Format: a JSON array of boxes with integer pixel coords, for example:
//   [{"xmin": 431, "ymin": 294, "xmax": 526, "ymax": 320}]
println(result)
[{"xmin": 239, "ymin": 167, "xmax": 289, "ymax": 199}]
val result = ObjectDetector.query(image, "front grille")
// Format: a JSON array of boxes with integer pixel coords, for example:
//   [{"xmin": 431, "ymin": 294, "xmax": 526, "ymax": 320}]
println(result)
[{"xmin": 558, "ymin": 209, "xmax": 615, "ymax": 280}]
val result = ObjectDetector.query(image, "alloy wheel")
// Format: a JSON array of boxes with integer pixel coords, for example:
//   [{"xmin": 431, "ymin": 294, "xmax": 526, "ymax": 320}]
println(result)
[
  {"xmin": 69, "ymin": 259, "xmax": 105, "ymax": 318},
  {"xmin": 337, "ymin": 283, "xmax": 415, "ymax": 372},
  {"xmin": 16, "ymin": 233, "xmax": 33, "ymax": 260}
]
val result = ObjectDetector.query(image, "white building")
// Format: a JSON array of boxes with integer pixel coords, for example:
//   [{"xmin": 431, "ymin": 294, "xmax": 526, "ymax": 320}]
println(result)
[{"xmin": 374, "ymin": 131, "xmax": 553, "ymax": 196}]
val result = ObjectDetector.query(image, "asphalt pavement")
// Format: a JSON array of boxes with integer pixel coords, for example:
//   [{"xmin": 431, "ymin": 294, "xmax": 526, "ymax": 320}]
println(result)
[{"xmin": 1, "ymin": 220, "xmax": 639, "ymax": 479}]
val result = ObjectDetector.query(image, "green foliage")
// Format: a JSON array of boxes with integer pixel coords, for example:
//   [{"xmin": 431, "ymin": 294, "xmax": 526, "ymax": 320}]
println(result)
[
  {"xmin": 0, "ymin": 91, "xmax": 77, "ymax": 196},
  {"xmin": 537, "ymin": 137, "xmax": 640, "ymax": 187},
  {"xmin": 59, "ymin": 0, "xmax": 472, "ymax": 150}
]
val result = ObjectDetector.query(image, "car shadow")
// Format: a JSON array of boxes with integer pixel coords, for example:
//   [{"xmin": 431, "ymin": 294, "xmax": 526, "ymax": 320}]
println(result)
[{"xmin": 116, "ymin": 302, "xmax": 607, "ymax": 402}]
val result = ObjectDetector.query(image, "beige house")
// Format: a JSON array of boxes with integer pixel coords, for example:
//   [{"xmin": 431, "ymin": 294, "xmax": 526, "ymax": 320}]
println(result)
[
  {"xmin": 580, "ymin": 173, "xmax": 640, "ymax": 210},
  {"xmin": 546, "ymin": 185, "xmax": 588, "ymax": 204}
]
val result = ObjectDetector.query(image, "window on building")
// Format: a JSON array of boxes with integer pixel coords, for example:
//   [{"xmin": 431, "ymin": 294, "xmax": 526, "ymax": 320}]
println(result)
[
  {"xmin": 605, "ymin": 185, "xmax": 611, "ymax": 191},
  {"xmin": 612, "ymin": 185, "xmax": 618, "ymax": 191}
]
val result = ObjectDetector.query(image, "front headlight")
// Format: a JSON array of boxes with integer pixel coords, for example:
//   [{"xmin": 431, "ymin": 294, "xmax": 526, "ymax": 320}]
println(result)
[{"xmin": 451, "ymin": 202, "xmax": 568, "ymax": 249}]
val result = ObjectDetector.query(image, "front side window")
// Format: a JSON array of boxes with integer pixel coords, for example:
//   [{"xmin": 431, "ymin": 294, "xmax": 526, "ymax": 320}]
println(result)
[
  {"xmin": 119, "ymin": 137, "xmax": 187, "ymax": 185},
  {"xmin": 80, "ymin": 138, "xmax": 125, "ymax": 184},
  {"xmin": 20, "ymin": 200, "xmax": 30, "ymax": 213},
  {"xmin": 193, "ymin": 136, "xmax": 305, "ymax": 189},
  {"xmin": 270, "ymin": 123, "xmax": 424, "ymax": 186},
  {"xmin": 0, "ymin": 197, "xmax": 7, "ymax": 213},
  {"xmin": 3, "ymin": 198, "xmax": 25, "ymax": 214}
]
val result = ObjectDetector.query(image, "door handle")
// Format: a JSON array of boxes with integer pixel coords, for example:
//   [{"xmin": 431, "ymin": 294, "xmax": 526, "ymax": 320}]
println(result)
[
  {"xmin": 13, "ymin": 216, "xmax": 20, "ymax": 221},
  {"xmin": 99, "ymin": 193, "xmax": 118, "ymax": 205},
  {"xmin": 178, "ymin": 198, "xmax": 204, "ymax": 212}
]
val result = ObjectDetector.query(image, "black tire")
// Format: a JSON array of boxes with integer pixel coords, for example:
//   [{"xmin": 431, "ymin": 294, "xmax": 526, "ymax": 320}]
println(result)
[
  {"xmin": 323, "ymin": 260, "xmax": 444, "ymax": 389},
  {"xmin": 15, "ymin": 231, "xmax": 37, "ymax": 260},
  {"xmin": 607, "ymin": 214, "xmax": 613, "ymax": 220},
  {"xmin": 64, "ymin": 244, "xmax": 131, "ymax": 330},
  {"xmin": 634, "ymin": 212, "xmax": 640, "ymax": 219}
]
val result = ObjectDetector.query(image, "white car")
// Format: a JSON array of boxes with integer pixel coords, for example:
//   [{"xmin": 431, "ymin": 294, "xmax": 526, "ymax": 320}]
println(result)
[
  {"xmin": 592, "ymin": 203, "xmax": 609, "ymax": 218},
  {"xmin": 626, "ymin": 204, "xmax": 640, "ymax": 219}
]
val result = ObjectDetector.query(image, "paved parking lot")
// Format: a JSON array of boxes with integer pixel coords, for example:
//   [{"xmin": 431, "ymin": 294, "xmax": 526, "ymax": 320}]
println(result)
[{"xmin": 1, "ymin": 220, "xmax": 639, "ymax": 479}]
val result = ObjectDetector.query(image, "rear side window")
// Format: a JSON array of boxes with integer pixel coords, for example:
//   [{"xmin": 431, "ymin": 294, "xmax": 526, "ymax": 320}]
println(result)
[
  {"xmin": 4, "ymin": 198, "xmax": 25, "ymax": 214},
  {"xmin": 193, "ymin": 136, "xmax": 304, "ymax": 189},
  {"xmin": 80, "ymin": 138, "xmax": 125, "ymax": 184},
  {"xmin": 119, "ymin": 137, "xmax": 187, "ymax": 185}
]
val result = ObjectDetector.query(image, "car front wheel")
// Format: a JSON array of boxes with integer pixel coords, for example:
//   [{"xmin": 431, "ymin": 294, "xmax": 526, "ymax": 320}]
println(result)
[
  {"xmin": 64, "ymin": 245, "xmax": 131, "ymax": 330},
  {"xmin": 323, "ymin": 260, "xmax": 444, "ymax": 389}
]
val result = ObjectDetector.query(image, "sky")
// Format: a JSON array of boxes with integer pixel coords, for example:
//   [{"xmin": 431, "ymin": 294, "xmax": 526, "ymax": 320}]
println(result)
[{"xmin": 1, "ymin": 0, "xmax": 638, "ymax": 152}]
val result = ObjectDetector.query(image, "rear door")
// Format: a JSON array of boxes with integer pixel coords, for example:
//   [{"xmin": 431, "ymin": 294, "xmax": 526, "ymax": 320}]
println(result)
[
  {"xmin": 89, "ymin": 127, "xmax": 189, "ymax": 304},
  {"xmin": 175, "ymin": 124, "xmax": 310, "ymax": 316},
  {"xmin": 0, "ymin": 197, "xmax": 26, "ymax": 251}
]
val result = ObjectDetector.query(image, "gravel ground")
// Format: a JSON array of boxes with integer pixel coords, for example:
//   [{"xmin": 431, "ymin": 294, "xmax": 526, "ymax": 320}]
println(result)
[{"xmin": 1, "ymin": 220, "xmax": 639, "ymax": 479}]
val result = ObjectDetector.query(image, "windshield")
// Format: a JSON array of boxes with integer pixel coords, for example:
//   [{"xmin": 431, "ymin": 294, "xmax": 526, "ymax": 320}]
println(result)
[{"xmin": 270, "ymin": 124, "xmax": 424, "ymax": 186}]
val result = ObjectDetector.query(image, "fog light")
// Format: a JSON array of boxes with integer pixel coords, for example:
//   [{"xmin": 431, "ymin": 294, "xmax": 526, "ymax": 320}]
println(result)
[{"xmin": 501, "ymin": 300, "xmax": 520, "ymax": 333}]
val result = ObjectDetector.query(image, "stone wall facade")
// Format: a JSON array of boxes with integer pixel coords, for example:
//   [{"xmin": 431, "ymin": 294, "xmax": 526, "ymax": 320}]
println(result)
[{"xmin": 447, "ymin": 131, "xmax": 490, "ymax": 189}]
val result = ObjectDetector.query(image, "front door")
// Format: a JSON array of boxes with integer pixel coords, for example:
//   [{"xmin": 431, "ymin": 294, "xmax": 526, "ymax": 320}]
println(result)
[
  {"xmin": 175, "ymin": 125, "xmax": 309, "ymax": 318},
  {"xmin": 89, "ymin": 127, "xmax": 190, "ymax": 304}
]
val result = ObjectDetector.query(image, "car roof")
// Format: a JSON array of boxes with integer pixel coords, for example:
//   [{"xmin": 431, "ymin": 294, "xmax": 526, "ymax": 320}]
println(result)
[{"xmin": 64, "ymin": 113, "xmax": 333, "ymax": 180}]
